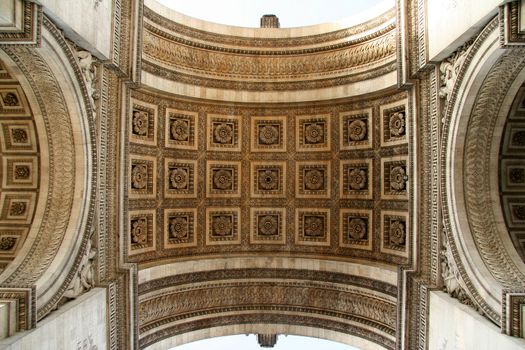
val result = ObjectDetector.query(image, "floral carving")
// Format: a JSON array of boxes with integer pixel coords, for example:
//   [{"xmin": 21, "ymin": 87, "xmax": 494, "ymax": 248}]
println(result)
[
  {"xmin": 14, "ymin": 165, "xmax": 30, "ymax": 180},
  {"xmin": 389, "ymin": 112, "xmax": 405, "ymax": 137},
  {"xmin": 512, "ymin": 131, "xmax": 525, "ymax": 146},
  {"xmin": 348, "ymin": 218, "xmax": 367, "ymax": 240},
  {"xmin": 213, "ymin": 169, "xmax": 233, "ymax": 190},
  {"xmin": 0, "ymin": 237, "xmax": 16, "ymax": 251},
  {"xmin": 348, "ymin": 168, "xmax": 367, "ymax": 190},
  {"xmin": 169, "ymin": 168, "xmax": 188, "ymax": 189},
  {"xmin": 170, "ymin": 118, "xmax": 189, "ymax": 141},
  {"xmin": 304, "ymin": 169, "xmax": 324, "ymax": 190},
  {"xmin": 213, "ymin": 123, "xmax": 233, "ymax": 144},
  {"xmin": 2, "ymin": 92, "xmax": 19, "ymax": 106},
  {"xmin": 212, "ymin": 216, "xmax": 233, "ymax": 236},
  {"xmin": 348, "ymin": 119, "xmax": 367, "ymax": 141},
  {"xmin": 304, "ymin": 215, "xmax": 324, "ymax": 237},
  {"xmin": 258, "ymin": 125, "xmax": 279, "ymax": 145},
  {"xmin": 258, "ymin": 169, "xmax": 279, "ymax": 190},
  {"xmin": 132, "ymin": 110, "xmax": 148, "ymax": 136},
  {"xmin": 390, "ymin": 166, "xmax": 406, "ymax": 191},
  {"xmin": 169, "ymin": 217, "xmax": 189, "ymax": 239},
  {"xmin": 11, "ymin": 128, "xmax": 28, "ymax": 143},
  {"xmin": 131, "ymin": 164, "xmax": 147, "ymax": 189},
  {"xmin": 513, "ymin": 205, "xmax": 525, "ymax": 220},
  {"xmin": 509, "ymin": 168, "xmax": 525, "ymax": 183},
  {"xmin": 131, "ymin": 219, "xmax": 147, "ymax": 244},
  {"xmin": 389, "ymin": 220, "xmax": 405, "ymax": 246},
  {"xmin": 304, "ymin": 123, "xmax": 324, "ymax": 144},
  {"xmin": 258, "ymin": 215, "xmax": 279, "ymax": 236},
  {"xmin": 9, "ymin": 202, "xmax": 26, "ymax": 216}
]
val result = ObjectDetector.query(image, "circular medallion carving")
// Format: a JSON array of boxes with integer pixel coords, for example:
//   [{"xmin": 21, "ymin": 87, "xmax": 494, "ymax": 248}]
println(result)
[
  {"xmin": 348, "ymin": 168, "xmax": 367, "ymax": 190},
  {"xmin": 213, "ymin": 169, "xmax": 233, "ymax": 190},
  {"xmin": 212, "ymin": 216, "xmax": 232, "ymax": 236},
  {"xmin": 348, "ymin": 120, "xmax": 367, "ymax": 141},
  {"xmin": 0, "ymin": 237, "xmax": 17, "ymax": 251},
  {"xmin": 259, "ymin": 125, "xmax": 279, "ymax": 145},
  {"xmin": 305, "ymin": 123, "xmax": 324, "ymax": 144},
  {"xmin": 258, "ymin": 169, "xmax": 278, "ymax": 190},
  {"xmin": 11, "ymin": 128, "xmax": 28, "ymax": 143},
  {"xmin": 304, "ymin": 169, "xmax": 324, "ymax": 190},
  {"xmin": 169, "ymin": 217, "xmax": 188, "ymax": 239},
  {"xmin": 390, "ymin": 166, "xmax": 406, "ymax": 191},
  {"xmin": 171, "ymin": 119, "xmax": 189, "ymax": 141},
  {"xmin": 132, "ymin": 164, "xmax": 148, "ymax": 189},
  {"xmin": 9, "ymin": 202, "xmax": 26, "ymax": 216},
  {"xmin": 389, "ymin": 112, "xmax": 405, "ymax": 137},
  {"xmin": 14, "ymin": 166, "xmax": 30, "ymax": 180},
  {"xmin": 258, "ymin": 215, "xmax": 278, "ymax": 236},
  {"xmin": 132, "ymin": 110, "xmax": 148, "ymax": 136},
  {"xmin": 389, "ymin": 220, "xmax": 405, "ymax": 245},
  {"xmin": 348, "ymin": 218, "xmax": 367, "ymax": 239},
  {"xmin": 214, "ymin": 123, "xmax": 233, "ymax": 144},
  {"xmin": 131, "ymin": 219, "xmax": 147, "ymax": 244},
  {"xmin": 170, "ymin": 168, "xmax": 188, "ymax": 189},
  {"xmin": 304, "ymin": 216, "xmax": 324, "ymax": 237},
  {"xmin": 3, "ymin": 92, "xmax": 19, "ymax": 106}
]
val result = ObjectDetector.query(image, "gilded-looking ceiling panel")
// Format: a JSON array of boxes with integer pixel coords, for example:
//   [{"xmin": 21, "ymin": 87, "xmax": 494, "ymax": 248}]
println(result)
[
  {"xmin": 0, "ymin": 59, "xmax": 40, "ymax": 272},
  {"xmin": 125, "ymin": 89, "xmax": 410, "ymax": 267}
]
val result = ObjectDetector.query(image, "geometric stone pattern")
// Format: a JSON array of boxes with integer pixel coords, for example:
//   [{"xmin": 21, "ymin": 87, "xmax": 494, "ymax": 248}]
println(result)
[
  {"xmin": 500, "ymin": 87, "xmax": 525, "ymax": 261},
  {"xmin": 126, "ymin": 91, "xmax": 409, "ymax": 265},
  {"xmin": 0, "ymin": 65, "xmax": 40, "ymax": 272}
]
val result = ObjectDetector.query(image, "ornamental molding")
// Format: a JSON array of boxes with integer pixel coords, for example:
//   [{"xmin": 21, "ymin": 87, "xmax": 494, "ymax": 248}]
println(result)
[
  {"xmin": 138, "ymin": 272, "xmax": 397, "ymax": 349},
  {"xmin": 142, "ymin": 28, "xmax": 396, "ymax": 81}
]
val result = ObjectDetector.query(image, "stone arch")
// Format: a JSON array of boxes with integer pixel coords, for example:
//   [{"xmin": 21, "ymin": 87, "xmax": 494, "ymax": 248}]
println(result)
[
  {"xmin": 143, "ymin": 324, "xmax": 387, "ymax": 350},
  {"xmin": 441, "ymin": 17, "xmax": 525, "ymax": 323},
  {"xmin": 0, "ymin": 17, "xmax": 96, "ymax": 322},
  {"xmin": 137, "ymin": 257, "xmax": 398, "ymax": 350}
]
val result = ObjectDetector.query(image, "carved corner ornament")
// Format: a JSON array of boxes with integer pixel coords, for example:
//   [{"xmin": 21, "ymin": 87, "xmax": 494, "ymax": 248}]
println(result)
[
  {"xmin": 440, "ymin": 237, "xmax": 482, "ymax": 314},
  {"xmin": 0, "ymin": 286, "xmax": 36, "ymax": 336},
  {"xmin": 500, "ymin": 1, "xmax": 525, "ymax": 47},
  {"xmin": 438, "ymin": 41, "xmax": 472, "ymax": 104},
  {"xmin": 0, "ymin": 1, "xmax": 42, "ymax": 46},
  {"xmin": 63, "ymin": 226, "xmax": 97, "ymax": 300},
  {"xmin": 502, "ymin": 289, "xmax": 525, "ymax": 337}
]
